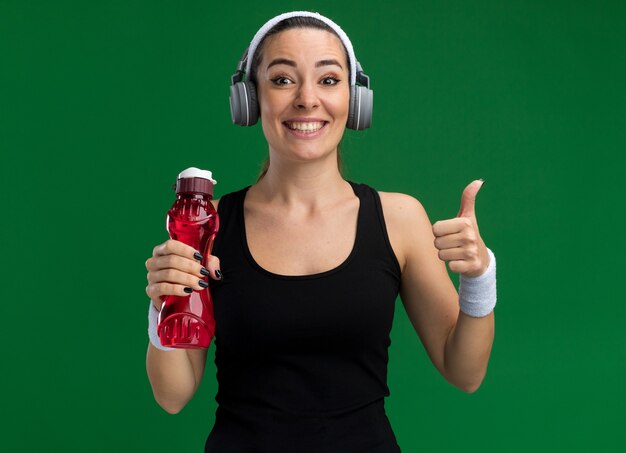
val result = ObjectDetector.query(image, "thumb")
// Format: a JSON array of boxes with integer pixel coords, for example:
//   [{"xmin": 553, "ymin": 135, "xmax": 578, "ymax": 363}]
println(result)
[{"xmin": 457, "ymin": 179, "xmax": 485, "ymax": 218}]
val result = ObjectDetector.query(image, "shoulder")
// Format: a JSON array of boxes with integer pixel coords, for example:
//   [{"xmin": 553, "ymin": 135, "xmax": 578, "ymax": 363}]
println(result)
[
  {"xmin": 376, "ymin": 191, "xmax": 433, "ymax": 272},
  {"xmin": 377, "ymin": 191, "xmax": 427, "ymax": 217},
  {"xmin": 210, "ymin": 184, "xmax": 253, "ymax": 211},
  {"xmin": 377, "ymin": 191, "xmax": 431, "ymax": 231}
]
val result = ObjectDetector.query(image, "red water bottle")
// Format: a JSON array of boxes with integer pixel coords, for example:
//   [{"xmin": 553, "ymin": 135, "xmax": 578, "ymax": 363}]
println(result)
[{"xmin": 158, "ymin": 167, "xmax": 219, "ymax": 349}]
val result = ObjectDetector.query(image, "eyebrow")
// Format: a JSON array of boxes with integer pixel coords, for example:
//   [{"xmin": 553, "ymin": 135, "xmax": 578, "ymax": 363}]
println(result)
[{"xmin": 266, "ymin": 58, "xmax": 343, "ymax": 70}]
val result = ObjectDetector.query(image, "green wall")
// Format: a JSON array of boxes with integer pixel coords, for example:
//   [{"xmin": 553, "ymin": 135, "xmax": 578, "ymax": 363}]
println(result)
[{"xmin": 1, "ymin": 0, "xmax": 624, "ymax": 451}]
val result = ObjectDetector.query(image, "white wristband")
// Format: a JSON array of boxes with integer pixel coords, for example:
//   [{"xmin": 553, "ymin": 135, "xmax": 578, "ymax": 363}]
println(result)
[
  {"xmin": 148, "ymin": 302, "xmax": 177, "ymax": 351},
  {"xmin": 458, "ymin": 247, "xmax": 497, "ymax": 317}
]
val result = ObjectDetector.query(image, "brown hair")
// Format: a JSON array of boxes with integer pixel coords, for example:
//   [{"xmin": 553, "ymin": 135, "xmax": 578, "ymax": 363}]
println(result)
[{"xmin": 248, "ymin": 16, "xmax": 351, "ymax": 182}]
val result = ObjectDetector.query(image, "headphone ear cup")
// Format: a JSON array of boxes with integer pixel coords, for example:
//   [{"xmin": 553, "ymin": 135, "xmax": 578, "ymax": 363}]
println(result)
[
  {"xmin": 346, "ymin": 85, "xmax": 373, "ymax": 130},
  {"xmin": 229, "ymin": 82, "xmax": 245, "ymax": 125},
  {"xmin": 245, "ymin": 80, "xmax": 259, "ymax": 126},
  {"xmin": 347, "ymin": 85, "xmax": 357, "ymax": 130},
  {"xmin": 229, "ymin": 81, "xmax": 259, "ymax": 126}
]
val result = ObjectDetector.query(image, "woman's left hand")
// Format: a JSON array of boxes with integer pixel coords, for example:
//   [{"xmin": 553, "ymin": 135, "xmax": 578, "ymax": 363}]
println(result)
[{"xmin": 432, "ymin": 180, "xmax": 491, "ymax": 278}]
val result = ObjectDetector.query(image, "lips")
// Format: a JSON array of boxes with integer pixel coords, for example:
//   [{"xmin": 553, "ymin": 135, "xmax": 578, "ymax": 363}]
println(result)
[
  {"xmin": 282, "ymin": 121, "xmax": 329, "ymax": 138},
  {"xmin": 283, "ymin": 121, "xmax": 327, "ymax": 132}
]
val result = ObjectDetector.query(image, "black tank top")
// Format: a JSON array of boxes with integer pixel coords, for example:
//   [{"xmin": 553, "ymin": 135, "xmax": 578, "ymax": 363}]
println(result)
[{"xmin": 205, "ymin": 181, "xmax": 402, "ymax": 452}]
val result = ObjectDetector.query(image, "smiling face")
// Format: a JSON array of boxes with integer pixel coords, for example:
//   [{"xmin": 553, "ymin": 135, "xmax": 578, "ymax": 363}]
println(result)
[{"xmin": 254, "ymin": 27, "xmax": 350, "ymax": 165}]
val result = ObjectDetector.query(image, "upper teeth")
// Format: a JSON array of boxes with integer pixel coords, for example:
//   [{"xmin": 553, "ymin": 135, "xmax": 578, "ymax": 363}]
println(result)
[{"xmin": 285, "ymin": 121, "xmax": 325, "ymax": 131}]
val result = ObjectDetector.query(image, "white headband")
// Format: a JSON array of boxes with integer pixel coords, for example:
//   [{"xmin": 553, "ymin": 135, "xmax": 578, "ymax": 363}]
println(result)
[{"xmin": 244, "ymin": 11, "xmax": 357, "ymax": 87}]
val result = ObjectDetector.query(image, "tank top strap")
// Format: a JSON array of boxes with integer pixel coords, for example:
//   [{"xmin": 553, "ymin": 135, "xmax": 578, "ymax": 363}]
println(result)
[
  {"xmin": 347, "ymin": 181, "xmax": 402, "ymax": 279},
  {"xmin": 212, "ymin": 185, "xmax": 250, "ymax": 259}
]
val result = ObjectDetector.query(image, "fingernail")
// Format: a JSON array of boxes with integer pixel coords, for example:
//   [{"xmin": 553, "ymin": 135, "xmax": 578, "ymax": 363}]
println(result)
[
  {"xmin": 479, "ymin": 178, "xmax": 485, "ymax": 185},
  {"xmin": 200, "ymin": 267, "xmax": 210, "ymax": 277},
  {"xmin": 215, "ymin": 269, "xmax": 223, "ymax": 280},
  {"xmin": 184, "ymin": 287, "xmax": 193, "ymax": 294},
  {"xmin": 199, "ymin": 280, "xmax": 209, "ymax": 288},
  {"xmin": 194, "ymin": 251, "xmax": 203, "ymax": 261}
]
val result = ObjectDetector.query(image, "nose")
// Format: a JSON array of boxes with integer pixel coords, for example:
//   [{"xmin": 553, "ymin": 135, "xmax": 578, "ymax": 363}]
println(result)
[{"xmin": 293, "ymin": 79, "xmax": 319, "ymax": 110}]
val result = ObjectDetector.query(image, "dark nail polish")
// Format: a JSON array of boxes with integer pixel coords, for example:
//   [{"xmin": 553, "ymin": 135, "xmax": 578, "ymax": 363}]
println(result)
[
  {"xmin": 184, "ymin": 287, "xmax": 193, "ymax": 294},
  {"xmin": 215, "ymin": 269, "xmax": 223, "ymax": 280},
  {"xmin": 199, "ymin": 280, "xmax": 209, "ymax": 288},
  {"xmin": 194, "ymin": 251, "xmax": 203, "ymax": 261},
  {"xmin": 200, "ymin": 267, "xmax": 210, "ymax": 277}
]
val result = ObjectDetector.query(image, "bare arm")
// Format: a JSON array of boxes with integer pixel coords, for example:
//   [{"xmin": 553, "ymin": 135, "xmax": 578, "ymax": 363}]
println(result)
[
  {"xmin": 380, "ymin": 192, "xmax": 494, "ymax": 393},
  {"xmin": 144, "ymin": 199, "xmax": 220, "ymax": 413},
  {"xmin": 444, "ymin": 310, "xmax": 494, "ymax": 392},
  {"xmin": 146, "ymin": 346, "xmax": 207, "ymax": 414}
]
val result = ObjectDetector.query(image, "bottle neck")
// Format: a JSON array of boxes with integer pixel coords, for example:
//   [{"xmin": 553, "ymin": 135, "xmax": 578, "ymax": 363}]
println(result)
[{"xmin": 176, "ymin": 193, "xmax": 212, "ymax": 200}]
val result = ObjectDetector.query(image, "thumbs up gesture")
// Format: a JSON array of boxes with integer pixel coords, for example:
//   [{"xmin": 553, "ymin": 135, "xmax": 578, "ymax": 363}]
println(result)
[{"xmin": 432, "ymin": 180, "xmax": 491, "ymax": 278}]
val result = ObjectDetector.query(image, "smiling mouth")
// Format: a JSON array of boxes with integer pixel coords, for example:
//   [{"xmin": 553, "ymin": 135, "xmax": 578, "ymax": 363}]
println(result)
[{"xmin": 283, "ymin": 121, "xmax": 328, "ymax": 133}]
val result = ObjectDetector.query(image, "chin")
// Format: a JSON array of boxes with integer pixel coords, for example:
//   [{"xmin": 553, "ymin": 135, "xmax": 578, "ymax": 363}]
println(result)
[{"xmin": 275, "ymin": 143, "xmax": 338, "ymax": 163}]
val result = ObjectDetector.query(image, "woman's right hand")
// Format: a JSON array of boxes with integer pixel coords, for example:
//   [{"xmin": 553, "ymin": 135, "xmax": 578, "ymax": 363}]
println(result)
[{"xmin": 145, "ymin": 239, "xmax": 222, "ymax": 311}]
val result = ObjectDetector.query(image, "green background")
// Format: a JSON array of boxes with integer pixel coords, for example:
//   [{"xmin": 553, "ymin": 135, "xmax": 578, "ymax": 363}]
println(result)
[{"xmin": 1, "ymin": 0, "xmax": 624, "ymax": 451}]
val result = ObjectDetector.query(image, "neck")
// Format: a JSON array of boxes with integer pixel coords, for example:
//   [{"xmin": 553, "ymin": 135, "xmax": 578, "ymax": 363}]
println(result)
[{"xmin": 251, "ymin": 151, "xmax": 350, "ymax": 212}]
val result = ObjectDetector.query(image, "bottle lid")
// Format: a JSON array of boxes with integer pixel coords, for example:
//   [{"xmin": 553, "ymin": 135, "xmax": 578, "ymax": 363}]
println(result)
[
  {"xmin": 173, "ymin": 167, "xmax": 217, "ymax": 196},
  {"xmin": 177, "ymin": 167, "xmax": 217, "ymax": 184}
]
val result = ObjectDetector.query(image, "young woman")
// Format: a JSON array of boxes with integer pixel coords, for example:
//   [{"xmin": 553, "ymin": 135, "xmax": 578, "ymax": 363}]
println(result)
[{"xmin": 145, "ymin": 11, "xmax": 497, "ymax": 452}]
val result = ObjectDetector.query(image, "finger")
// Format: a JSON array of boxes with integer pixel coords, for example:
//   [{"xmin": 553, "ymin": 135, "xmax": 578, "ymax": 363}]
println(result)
[
  {"xmin": 146, "ymin": 281, "xmax": 197, "ymax": 302},
  {"xmin": 151, "ymin": 268, "xmax": 208, "ymax": 291},
  {"xmin": 432, "ymin": 217, "xmax": 471, "ymax": 237},
  {"xmin": 457, "ymin": 180, "xmax": 484, "ymax": 218},
  {"xmin": 437, "ymin": 247, "xmax": 468, "ymax": 262},
  {"xmin": 148, "ymin": 253, "xmax": 205, "ymax": 278},
  {"xmin": 153, "ymin": 239, "xmax": 202, "ymax": 262},
  {"xmin": 204, "ymin": 255, "xmax": 223, "ymax": 280},
  {"xmin": 433, "ymin": 231, "xmax": 473, "ymax": 251},
  {"xmin": 448, "ymin": 260, "xmax": 471, "ymax": 275}
]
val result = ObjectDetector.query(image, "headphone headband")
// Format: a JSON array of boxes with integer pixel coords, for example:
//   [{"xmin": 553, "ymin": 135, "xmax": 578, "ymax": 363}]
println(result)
[{"xmin": 244, "ymin": 11, "xmax": 358, "ymax": 87}]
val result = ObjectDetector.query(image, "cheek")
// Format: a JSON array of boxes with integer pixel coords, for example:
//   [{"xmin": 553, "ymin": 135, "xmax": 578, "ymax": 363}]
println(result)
[
  {"xmin": 336, "ymin": 87, "xmax": 351, "ymax": 111},
  {"xmin": 330, "ymin": 90, "xmax": 350, "ymax": 118},
  {"xmin": 259, "ymin": 93, "xmax": 287, "ymax": 124},
  {"xmin": 256, "ymin": 88, "xmax": 270, "ymax": 113}
]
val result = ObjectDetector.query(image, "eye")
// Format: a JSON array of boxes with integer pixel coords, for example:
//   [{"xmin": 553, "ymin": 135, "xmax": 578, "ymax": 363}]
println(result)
[
  {"xmin": 270, "ymin": 76, "xmax": 293, "ymax": 86},
  {"xmin": 321, "ymin": 76, "xmax": 341, "ymax": 86}
]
